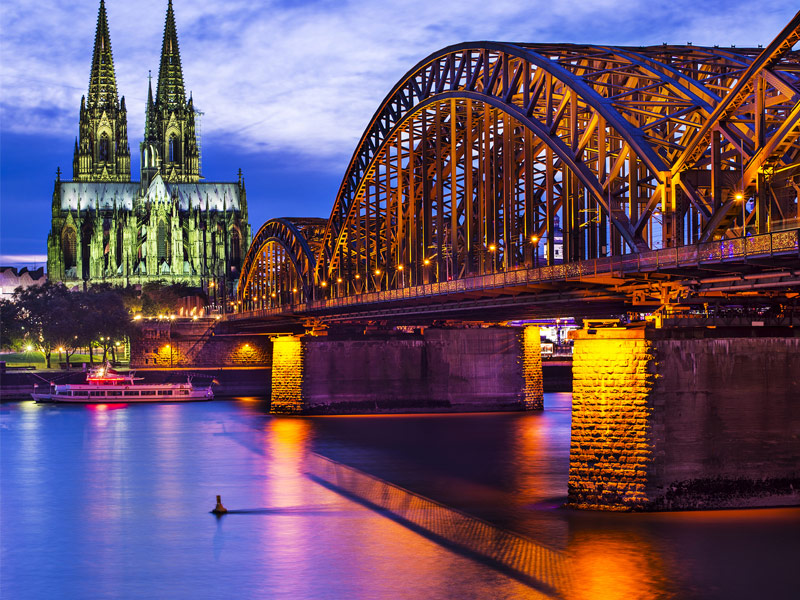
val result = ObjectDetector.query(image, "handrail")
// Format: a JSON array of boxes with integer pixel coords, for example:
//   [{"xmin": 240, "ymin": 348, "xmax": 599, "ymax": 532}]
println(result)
[{"xmin": 228, "ymin": 229, "xmax": 799, "ymax": 320}]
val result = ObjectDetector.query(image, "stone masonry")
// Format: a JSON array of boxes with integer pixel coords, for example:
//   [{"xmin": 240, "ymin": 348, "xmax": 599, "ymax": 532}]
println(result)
[
  {"xmin": 568, "ymin": 326, "xmax": 800, "ymax": 511},
  {"xmin": 270, "ymin": 326, "xmax": 543, "ymax": 415},
  {"xmin": 130, "ymin": 318, "xmax": 271, "ymax": 368}
]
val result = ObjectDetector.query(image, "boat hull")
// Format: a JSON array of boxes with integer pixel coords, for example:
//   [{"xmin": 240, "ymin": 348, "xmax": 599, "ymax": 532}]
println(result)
[
  {"xmin": 30, "ymin": 363, "xmax": 215, "ymax": 403},
  {"xmin": 32, "ymin": 392, "xmax": 212, "ymax": 403}
]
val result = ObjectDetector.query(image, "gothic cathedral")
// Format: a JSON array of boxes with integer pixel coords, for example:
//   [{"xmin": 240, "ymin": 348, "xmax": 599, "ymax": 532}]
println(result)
[{"xmin": 47, "ymin": 0, "xmax": 251, "ymax": 300}]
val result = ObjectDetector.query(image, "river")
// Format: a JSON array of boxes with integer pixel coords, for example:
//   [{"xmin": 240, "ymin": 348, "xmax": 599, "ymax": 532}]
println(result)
[{"xmin": 2, "ymin": 394, "xmax": 797, "ymax": 599}]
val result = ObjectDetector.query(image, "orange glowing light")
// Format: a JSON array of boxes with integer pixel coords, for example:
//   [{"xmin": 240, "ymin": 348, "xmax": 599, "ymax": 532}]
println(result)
[
  {"xmin": 374, "ymin": 269, "xmax": 382, "ymax": 276},
  {"xmin": 321, "ymin": 281, "xmax": 328, "ymax": 287},
  {"xmin": 489, "ymin": 244, "xmax": 497, "ymax": 252},
  {"xmin": 397, "ymin": 264, "xmax": 404, "ymax": 271},
  {"xmin": 337, "ymin": 278, "xmax": 343, "ymax": 283},
  {"xmin": 423, "ymin": 259, "xmax": 430, "ymax": 266},
  {"xmin": 735, "ymin": 193, "xmax": 744, "ymax": 201},
  {"xmin": 355, "ymin": 274, "xmax": 361, "ymax": 279}
]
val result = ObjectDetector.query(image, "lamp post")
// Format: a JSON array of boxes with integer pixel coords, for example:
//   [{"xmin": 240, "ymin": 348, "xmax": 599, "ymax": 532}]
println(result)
[
  {"xmin": 735, "ymin": 192, "xmax": 745, "ymax": 236},
  {"xmin": 531, "ymin": 235, "xmax": 540, "ymax": 269}
]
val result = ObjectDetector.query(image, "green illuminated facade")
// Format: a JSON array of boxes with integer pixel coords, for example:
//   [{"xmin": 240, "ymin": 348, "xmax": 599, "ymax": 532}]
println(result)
[{"xmin": 47, "ymin": 0, "xmax": 250, "ymax": 298}]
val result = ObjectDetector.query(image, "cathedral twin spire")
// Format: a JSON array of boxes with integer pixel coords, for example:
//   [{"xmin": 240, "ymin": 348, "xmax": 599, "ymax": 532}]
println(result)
[
  {"xmin": 156, "ymin": 0, "xmax": 186, "ymax": 110},
  {"xmin": 74, "ymin": 1, "xmax": 199, "ymax": 185},
  {"xmin": 87, "ymin": 0, "xmax": 118, "ymax": 110},
  {"xmin": 143, "ymin": 0, "xmax": 200, "ymax": 186},
  {"xmin": 73, "ymin": 0, "xmax": 129, "ymax": 182}
]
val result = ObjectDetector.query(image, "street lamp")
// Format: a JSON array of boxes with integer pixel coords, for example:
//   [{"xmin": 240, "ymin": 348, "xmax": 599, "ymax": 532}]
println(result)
[
  {"xmin": 531, "ymin": 235, "xmax": 540, "ymax": 268},
  {"xmin": 735, "ymin": 192, "xmax": 745, "ymax": 235}
]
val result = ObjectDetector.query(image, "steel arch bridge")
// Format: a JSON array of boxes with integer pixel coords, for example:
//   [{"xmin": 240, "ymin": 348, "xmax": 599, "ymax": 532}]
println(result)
[{"xmin": 238, "ymin": 14, "xmax": 800, "ymax": 316}]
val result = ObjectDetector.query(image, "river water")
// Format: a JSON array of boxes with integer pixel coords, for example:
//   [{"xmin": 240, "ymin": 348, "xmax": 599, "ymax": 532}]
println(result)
[{"xmin": 2, "ymin": 394, "xmax": 797, "ymax": 599}]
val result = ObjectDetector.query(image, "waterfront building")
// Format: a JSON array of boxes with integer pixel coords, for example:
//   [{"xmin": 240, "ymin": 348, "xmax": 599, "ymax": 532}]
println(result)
[
  {"xmin": 0, "ymin": 267, "xmax": 46, "ymax": 301},
  {"xmin": 47, "ymin": 0, "xmax": 250, "ymax": 299}
]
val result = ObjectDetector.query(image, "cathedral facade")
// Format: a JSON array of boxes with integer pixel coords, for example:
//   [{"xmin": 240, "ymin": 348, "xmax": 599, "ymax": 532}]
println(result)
[{"xmin": 47, "ymin": 0, "xmax": 250, "ymax": 300}]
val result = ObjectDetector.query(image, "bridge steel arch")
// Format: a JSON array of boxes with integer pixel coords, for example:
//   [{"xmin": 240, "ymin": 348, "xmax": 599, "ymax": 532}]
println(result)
[
  {"xmin": 238, "ymin": 14, "xmax": 800, "ymax": 308},
  {"xmin": 313, "ymin": 27, "xmax": 800, "ymax": 296},
  {"xmin": 238, "ymin": 218, "xmax": 322, "ymax": 310}
]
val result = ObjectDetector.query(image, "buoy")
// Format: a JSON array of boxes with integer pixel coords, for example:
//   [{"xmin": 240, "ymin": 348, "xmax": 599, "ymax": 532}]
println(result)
[{"xmin": 211, "ymin": 495, "xmax": 227, "ymax": 514}]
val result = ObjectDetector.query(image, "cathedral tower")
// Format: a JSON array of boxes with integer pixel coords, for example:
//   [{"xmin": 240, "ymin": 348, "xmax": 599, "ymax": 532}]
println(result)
[
  {"xmin": 73, "ymin": 0, "xmax": 131, "ymax": 182},
  {"xmin": 141, "ymin": 0, "xmax": 200, "ymax": 186},
  {"xmin": 50, "ymin": 0, "xmax": 250, "ymax": 297}
]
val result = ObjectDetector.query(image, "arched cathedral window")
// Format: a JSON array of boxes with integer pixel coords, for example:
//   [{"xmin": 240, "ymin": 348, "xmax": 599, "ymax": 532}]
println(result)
[
  {"xmin": 62, "ymin": 228, "xmax": 77, "ymax": 269},
  {"xmin": 230, "ymin": 229, "xmax": 241, "ymax": 269},
  {"xmin": 158, "ymin": 221, "xmax": 170, "ymax": 262},
  {"xmin": 116, "ymin": 228, "xmax": 124, "ymax": 268},
  {"xmin": 169, "ymin": 135, "xmax": 179, "ymax": 163},
  {"xmin": 99, "ymin": 134, "xmax": 110, "ymax": 162}
]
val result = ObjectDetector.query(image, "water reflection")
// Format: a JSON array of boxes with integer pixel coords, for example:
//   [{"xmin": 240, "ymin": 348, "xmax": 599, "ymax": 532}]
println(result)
[
  {"xmin": 306, "ymin": 452, "xmax": 570, "ymax": 597},
  {"xmin": 2, "ymin": 398, "xmax": 798, "ymax": 600},
  {"xmin": 567, "ymin": 530, "xmax": 670, "ymax": 600}
]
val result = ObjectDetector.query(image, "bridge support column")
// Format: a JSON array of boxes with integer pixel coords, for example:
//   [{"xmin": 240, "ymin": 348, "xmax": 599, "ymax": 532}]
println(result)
[
  {"xmin": 568, "ymin": 326, "xmax": 800, "ymax": 511},
  {"xmin": 270, "ymin": 326, "xmax": 542, "ymax": 414}
]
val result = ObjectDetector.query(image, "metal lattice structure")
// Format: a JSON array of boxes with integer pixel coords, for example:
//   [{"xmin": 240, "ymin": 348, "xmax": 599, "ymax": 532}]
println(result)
[
  {"xmin": 239, "ymin": 218, "xmax": 325, "ymax": 307},
  {"xmin": 239, "ymin": 14, "xmax": 800, "ymax": 311}
]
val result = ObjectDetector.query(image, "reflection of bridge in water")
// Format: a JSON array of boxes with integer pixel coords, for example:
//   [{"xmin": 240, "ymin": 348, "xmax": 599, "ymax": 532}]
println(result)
[
  {"xmin": 306, "ymin": 453, "xmax": 572, "ymax": 598},
  {"xmin": 235, "ymin": 14, "xmax": 800, "ymax": 325}
]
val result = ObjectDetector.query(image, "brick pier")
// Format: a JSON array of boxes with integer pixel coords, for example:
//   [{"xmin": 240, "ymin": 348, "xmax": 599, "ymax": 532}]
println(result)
[
  {"xmin": 568, "ymin": 326, "xmax": 800, "ymax": 511},
  {"xmin": 270, "ymin": 326, "xmax": 543, "ymax": 414}
]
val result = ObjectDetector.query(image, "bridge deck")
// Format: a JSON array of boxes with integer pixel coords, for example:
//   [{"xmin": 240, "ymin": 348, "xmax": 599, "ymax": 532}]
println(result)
[{"xmin": 229, "ymin": 229, "xmax": 799, "ymax": 325}]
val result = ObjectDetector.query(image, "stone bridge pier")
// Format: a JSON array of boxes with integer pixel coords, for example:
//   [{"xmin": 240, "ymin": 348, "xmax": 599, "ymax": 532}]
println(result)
[
  {"xmin": 568, "ymin": 326, "xmax": 800, "ymax": 511},
  {"xmin": 270, "ymin": 325, "xmax": 543, "ymax": 414}
]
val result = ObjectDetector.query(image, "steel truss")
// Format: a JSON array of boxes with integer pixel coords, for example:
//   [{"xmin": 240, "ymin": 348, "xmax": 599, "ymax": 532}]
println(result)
[
  {"xmin": 238, "ymin": 218, "xmax": 324, "ymax": 309},
  {"xmin": 239, "ymin": 14, "xmax": 800, "ymax": 309}
]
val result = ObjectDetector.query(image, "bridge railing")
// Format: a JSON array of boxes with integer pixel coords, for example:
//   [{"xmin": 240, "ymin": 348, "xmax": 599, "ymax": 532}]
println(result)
[{"xmin": 229, "ymin": 229, "xmax": 798, "ymax": 320}]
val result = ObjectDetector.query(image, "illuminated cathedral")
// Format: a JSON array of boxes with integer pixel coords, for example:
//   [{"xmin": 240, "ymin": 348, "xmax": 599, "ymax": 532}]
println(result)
[{"xmin": 47, "ymin": 0, "xmax": 250, "ymax": 298}]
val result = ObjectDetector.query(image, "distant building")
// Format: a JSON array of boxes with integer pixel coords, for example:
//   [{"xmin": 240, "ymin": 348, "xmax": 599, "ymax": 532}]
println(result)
[
  {"xmin": 541, "ymin": 216, "xmax": 564, "ymax": 263},
  {"xmin": 0, "ymin": 267, "xmax": 46, "ymax": 300},
  {"xmin": 47, "ymin": 0, "xmax": 251, "ymax": 299}
]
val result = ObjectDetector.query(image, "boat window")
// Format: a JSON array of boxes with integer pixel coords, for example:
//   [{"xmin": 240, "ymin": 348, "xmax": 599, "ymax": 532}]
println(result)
[
  {"xmin": 140, "ymin": 390, "xmax": 157, "ymax": 396},
  {"xmin": 124, "ymin": 391, "xmax": 140, "ymax": 396},
  {"xmin": 179, "ymin": 390, "xmax": 190, "ymax": 395},
  {"xmin": 107, "ymin": 391, "xmax": 122, "ymax": 397},
  {"xmin": 158, "ymin": 390, "xmax": 173, "ymax": 396},
  {"xmin": 90, "ymin": 391, "xmax": 104, "ymax": 397}
]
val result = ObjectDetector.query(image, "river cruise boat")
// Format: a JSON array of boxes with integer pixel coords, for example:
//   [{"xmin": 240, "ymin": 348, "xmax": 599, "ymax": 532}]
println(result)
[{"xmin": 32, "ymin": 364, "xmax": 214, "ymax": 403}]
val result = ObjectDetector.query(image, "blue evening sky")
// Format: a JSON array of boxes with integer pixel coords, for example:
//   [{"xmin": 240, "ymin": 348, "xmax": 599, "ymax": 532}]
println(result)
[{"xmin": 0, "ymin": 0, "xmax": 795, "ymax": 267}]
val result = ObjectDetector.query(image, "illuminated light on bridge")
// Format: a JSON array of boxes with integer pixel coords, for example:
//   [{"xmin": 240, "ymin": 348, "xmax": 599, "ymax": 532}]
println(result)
[
  {"xmin": 238, "ymin": 14, "xmax": 800, "ymax": 320},
  {"xmin": 522, "ymin": 325, "xmax": 543, "ymax": 410},
  {"xmin": 569, "ymin": 332, "xmax": 656, "ymax": 510},
  {"xmin": 271, "ymin": 336, "xmax": 304, "ymax": 414}
]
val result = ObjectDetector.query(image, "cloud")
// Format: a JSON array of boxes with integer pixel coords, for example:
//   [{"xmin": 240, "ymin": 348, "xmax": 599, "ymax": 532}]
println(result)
[
  {"xmin": 0, "ymin": 254, "xmax": 48, "ymax": 264},
  {"xmin": 1, "ymin": 0, "xmax": 796, "ymax": 172}
]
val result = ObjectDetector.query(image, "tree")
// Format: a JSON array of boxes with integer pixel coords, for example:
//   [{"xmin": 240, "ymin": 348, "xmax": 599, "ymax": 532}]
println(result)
[
  {"xmin": 140, "ymin": 281, "xmax": 202, "ymax": 316},
  {"xmin": 84, "ymin": 287, "xmax": 132, "ymax": 363},
  {"xmin": 14, "ymin": 282, "xmax": 82, "ymax": 369},
  {"xmin": 0, "ymin": 298, "xmax": 24, "ymax": 350}
]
